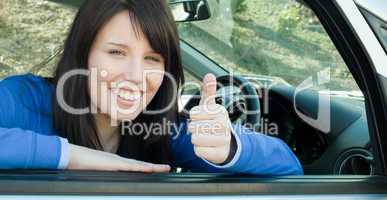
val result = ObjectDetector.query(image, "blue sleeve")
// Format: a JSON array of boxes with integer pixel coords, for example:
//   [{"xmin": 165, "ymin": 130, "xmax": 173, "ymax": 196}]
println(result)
[
  {"xmin": 0, "ymin": 127, "xmax": 69, "ymax": 169},
  {"xmin": 170, "ymin": 119, "xmax": 303, "ymax": 176},
  {"xmin": 0, "ymin": 75, "xmax": 70, "ymax": 169}
]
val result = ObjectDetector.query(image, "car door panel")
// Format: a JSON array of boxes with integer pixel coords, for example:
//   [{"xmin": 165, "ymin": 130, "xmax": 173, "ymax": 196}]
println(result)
[{"xmin": 0, "ymin": 171, "xmax": 387, "ymax": 196}]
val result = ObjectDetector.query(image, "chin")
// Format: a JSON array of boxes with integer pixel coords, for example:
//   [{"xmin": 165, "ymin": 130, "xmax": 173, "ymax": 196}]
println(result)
[
  {"xmin": 108, "ymin": 111, "xmax": 142, "ymax": 124},
  {"xmin": 105, "ymin": 100, "xmax": 144, "ymax": 124},
  {"xmin": 116, "ymin": 114, "xmax": 138, "ymax": 122}
]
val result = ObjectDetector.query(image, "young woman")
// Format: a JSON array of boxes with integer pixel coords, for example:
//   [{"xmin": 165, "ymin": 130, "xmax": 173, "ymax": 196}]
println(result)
[{"xmin": 0, "ymin": 0, "xmax": 302, "ymax": 175}]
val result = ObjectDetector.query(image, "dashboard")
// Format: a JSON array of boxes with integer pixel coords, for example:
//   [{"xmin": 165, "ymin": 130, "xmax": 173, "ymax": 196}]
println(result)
[
  {"xmin": 262, "ymin": 83, "xmax": 372, "ymax": 175},
  {"xmin": 180, "ymin": 77, "xmax": 372, "ymax": 175}
]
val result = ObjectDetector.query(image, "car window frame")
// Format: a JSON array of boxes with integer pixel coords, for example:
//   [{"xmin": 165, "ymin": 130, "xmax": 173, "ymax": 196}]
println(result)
[{"xmin": 0, "ymin": 0, "xmax": 387, "ymax": 195}]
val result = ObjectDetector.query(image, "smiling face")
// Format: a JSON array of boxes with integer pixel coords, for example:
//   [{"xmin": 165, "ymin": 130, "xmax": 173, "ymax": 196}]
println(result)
[{"xmin": 88, "ymin": 11, "xmax": 165, "ymax": 123}]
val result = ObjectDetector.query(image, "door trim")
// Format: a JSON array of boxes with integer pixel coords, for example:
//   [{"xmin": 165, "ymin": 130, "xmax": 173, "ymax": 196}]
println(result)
[
  {"xmin": 0, "ymin": 171, "xmax": 387, "ymax": 195},
  {"xmin": 335, "ymin": 0, "xmax": 387, "ymax": 78}
]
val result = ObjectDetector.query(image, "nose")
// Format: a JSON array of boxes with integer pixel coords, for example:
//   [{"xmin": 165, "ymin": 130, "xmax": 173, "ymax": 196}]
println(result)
[{"xmin": 123, "ymin": 57, "xmax": 143, "ymax": 85}]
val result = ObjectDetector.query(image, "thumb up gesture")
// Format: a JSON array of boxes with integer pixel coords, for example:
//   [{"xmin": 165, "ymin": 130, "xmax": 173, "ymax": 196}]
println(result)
[{"xmin": 188, "ymin": 74, "xmax": 233, "ymax": 164}]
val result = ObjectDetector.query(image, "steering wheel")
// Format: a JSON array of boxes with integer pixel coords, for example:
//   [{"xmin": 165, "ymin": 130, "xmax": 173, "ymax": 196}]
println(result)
[{"xmin": 182, "ymin": 75, "xmax": 261, "ymax": 130}]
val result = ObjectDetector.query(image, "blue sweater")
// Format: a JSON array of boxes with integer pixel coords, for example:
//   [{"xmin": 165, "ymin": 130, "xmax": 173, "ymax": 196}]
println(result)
[{"xmin": 0, "ymin": 74, "xmax": 303, "ymax": 175}]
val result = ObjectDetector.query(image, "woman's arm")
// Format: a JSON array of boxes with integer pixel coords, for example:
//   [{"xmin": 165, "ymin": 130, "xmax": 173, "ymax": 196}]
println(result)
[
  {"xmin": 0, "ymin": 127, "xmax": 65, "ymax": 169},
  {"xmin": 220, "ymin": 123, "xmax": 304, "ymax": 175},
  {"xmin": 0, "ymin": 74, "xmax": 169, "ymax": 172},
  {"xmin": 0, "ymin": 76, "xmax": 64, "ymax": 169},
  {"xmin": 171, "ymin": 74, "xmax": 303, "ymax": 175},
  {"xmin": 0, "ymin": 127, "xmax": 170, "ymax": 172},
  {"xmin": 67, "ymin": 143, "xmax": 170, "ymax": 172},
  {"xmin": 170, "ymin": 119, "xmax": 303, "ymax": 175}
]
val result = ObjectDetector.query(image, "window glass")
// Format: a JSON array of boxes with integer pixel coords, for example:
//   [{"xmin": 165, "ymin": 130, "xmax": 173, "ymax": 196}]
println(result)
[
  {"xmin": 359, "ymin": 7, "xmax": 387, "ymax": 54},
  {"xmin": 178, "ymin": 0, "xmax": 362, "ymax": 94},
  {"xmin": 178, "ymin": 0, "xmax": 370, "ymax": 172},
  {"xmin": 0, "ymin": 0, "xmax": 373, "ymax": 175}
]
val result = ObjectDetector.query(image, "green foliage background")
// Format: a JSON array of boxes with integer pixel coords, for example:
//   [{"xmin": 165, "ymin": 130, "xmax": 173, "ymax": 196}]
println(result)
[
  {"xmin": 0, "ymin": 0, "xmax": 359, "ymax": 92},
  {"xmin": 178, "ymin": 0, "xmax": 359, "ymax": 91}
]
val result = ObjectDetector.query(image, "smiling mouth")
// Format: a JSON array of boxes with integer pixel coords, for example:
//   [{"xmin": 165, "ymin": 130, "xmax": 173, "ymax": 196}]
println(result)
[{"xmin": 117, "ymin": 89, "xmax": 141, "ymax": 101}]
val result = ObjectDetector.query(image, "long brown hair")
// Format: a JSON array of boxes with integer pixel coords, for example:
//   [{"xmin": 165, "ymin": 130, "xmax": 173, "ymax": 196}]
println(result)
[{"xmin": 52, "ymin": 0, "xmax": 184, "ymax": 164}]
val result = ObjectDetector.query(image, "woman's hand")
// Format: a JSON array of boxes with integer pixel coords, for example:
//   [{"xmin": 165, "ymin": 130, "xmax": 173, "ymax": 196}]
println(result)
[
  {"xmin": 188, "ymin": 74, "xmax": 233, "ymax": 164},
  {"xmin": 67, "ymin": 144, "xmax": 171, "ymax": 173}
]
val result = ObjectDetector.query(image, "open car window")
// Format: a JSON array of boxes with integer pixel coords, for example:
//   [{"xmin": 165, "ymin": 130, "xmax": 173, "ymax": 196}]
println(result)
[
  {"xmin": 1, "ymin": 0, "xmax": 387, "ymax": 198},
  {"xmin": 0, "ymin": 0, "xmax": 377, "ymax": 177},
  {"xmin": 178, "ymin": 0, "xmax": 371, "ymax": 175}
]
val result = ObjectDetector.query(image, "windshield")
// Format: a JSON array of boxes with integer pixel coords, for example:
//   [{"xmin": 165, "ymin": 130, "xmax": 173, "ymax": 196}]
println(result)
[{"xmin": 177, "ymin": 0, "xmax": 363, "ymax": 99}]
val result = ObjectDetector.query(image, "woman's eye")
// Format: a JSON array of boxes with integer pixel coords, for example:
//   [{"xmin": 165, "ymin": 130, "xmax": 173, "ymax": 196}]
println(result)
[
  {"xmin": 108, "ymin": 49, "xmax": 125, "ymax": 56},
  {"xmin": 145, "ymin": 56, "xmax": 162, "ymax": 63}
]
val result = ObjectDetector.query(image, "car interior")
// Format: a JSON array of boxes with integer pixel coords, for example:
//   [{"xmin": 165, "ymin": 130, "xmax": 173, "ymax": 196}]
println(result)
[
  {"xmin": 179, "ymin": 45, "xmax": 372, "ymax": 176},
  {"xmin": 174, "ymin": 0, "xmax": 373, "ymax": 176},
  {"xmin": 0, "ymin": 0, "xmax": 374, "ymax": 178}
]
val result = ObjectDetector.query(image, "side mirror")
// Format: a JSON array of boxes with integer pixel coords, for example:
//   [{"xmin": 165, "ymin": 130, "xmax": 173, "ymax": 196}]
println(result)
[{"xmin": 169, "ymin": 0, "xmax": 211, "ymax": 22}]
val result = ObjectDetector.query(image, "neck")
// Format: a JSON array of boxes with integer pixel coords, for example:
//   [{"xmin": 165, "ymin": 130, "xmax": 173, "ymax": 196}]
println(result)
[{"xmin": 94, "ymin": 113, "xmax": 120, "ymax": 153}]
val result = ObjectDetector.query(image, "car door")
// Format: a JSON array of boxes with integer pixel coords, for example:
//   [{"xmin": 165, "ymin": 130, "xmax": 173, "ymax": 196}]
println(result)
[
  {"xmin": 1, "ymin": 0, "xmax": 387, "ymax": 199},
  {"xmin": 177, "ymin": 0, "xmax": 387, "ymax": 196},
  {"xmin": 341, "ymin": 0, "xmax": 387, "ymax": 176}
]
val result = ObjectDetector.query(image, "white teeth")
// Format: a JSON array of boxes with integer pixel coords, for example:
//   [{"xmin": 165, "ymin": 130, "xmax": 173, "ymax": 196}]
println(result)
[
  {"xmin": 117, "ymin": 90, "xmax": 140, "ymax": 101},
  {"xmin": 124, "ymin": 92, "xmax": 130, "ymax": 100}
]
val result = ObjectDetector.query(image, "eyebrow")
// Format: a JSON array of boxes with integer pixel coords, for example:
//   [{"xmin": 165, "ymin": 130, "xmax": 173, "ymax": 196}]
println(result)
[
  {"xmin": 107, "ymin": 41, "xmax": 161, "ymax": 55},
  {"xmin": 107, "ymin": 42, "xmax": 129, "ymax": 49}
]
